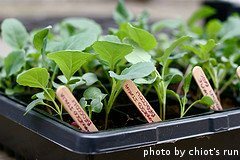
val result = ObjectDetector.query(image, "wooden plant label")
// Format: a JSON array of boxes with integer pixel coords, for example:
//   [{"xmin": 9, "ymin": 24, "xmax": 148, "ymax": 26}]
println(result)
[
  {"xmin": 237, "ymin": 66, "xmax": 240, "ymax": 78},
  {"xmin": 123, "ymin": 80, "xmax": 161, "ymax": 123},
  {"xmin": 192, "ymin": 66, "xmax": 223, "ymax": 111},
  {"xmin": 56, "ymin": 86, "xmax": 98, "ymax": 132}
]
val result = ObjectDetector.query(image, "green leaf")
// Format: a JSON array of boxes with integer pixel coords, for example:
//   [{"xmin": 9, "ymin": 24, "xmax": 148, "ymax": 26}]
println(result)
[
  {"xmin": 32, "ymin": 92, "xmax": 45, "ymax": 100},
  {"xmin": 134, "ymin": 73, "xmax": 157, "ymax": 84},
  {"xmin": 5, "ymin": 85, "xmax": 25, "ymax": 95},
  {"xmin": 33, "ymin": 26, "xmax": 52, "ymax": 51},
  {"xmin": 56, "ymin": 75, "xmax": 85, "ymax": 90},
  {"xmin": 164, "ymin": 73, "xmax": 183, "ymax": 86},
  {"xmin": 161, "ymin": 36, "xmax": 191, "ymax": 63},
  {"xmin": 229, "ymin": 53, "xmax": 240, "ymax": 68},
  {"xmin": 31, "ymin": 88, "xmax": 55, "ymax": 101},
  {"xmin": 83, "ymin": 87, "xmax": 107, "ymax": 100},
  {"xmin": 206, "ymin": 19, "xmax": 222, "ymax": 39},
  {"xmin": 1, "ymin": 18, "xmax": 29, "ymax": 49},
  {"xmin": 67, "ymin": 78, "xmax": 80, "ymax": 85},
  {"xmin": 220, "ymin": 16, "xmax": 240, "ymax": 41},
  {"xmin": 50, "ymin": 33, "xmax": 98, "ymax": 51},
  {"xmin": 116, "ymin": 23, "xmax": 129, "ymax": 40},
  {"xmin": 82, "ymin": 73, "xmax": 98, "ymax": 86},
  {"xmin": 17, "ymin": 68, "xmax": 49, "ymax": 89},
  {"xmin": 169, "ymin": 52, "xmax": 188, "ymax": 60},
  {"xmin": 61, "ymin": 18, "xmax": 102, "ymax": 36},
  {"xmin": 49, "ymin": 18, "xmax": 101, "ymax": 52},
  {"xmin": 182, "ymin": 96, "xmax": 188, "ymax": 106},
  {"xmin": 125, "ymin": 46, "xmax": 151, "ymax": 64},
  {"xmin": 187, "ymin": 6, "xmax": 215, "ymax": 27},
  {"xmin": 183, "ymin": 73, "xmax": 192, "ymax": 94},
  {"xmin": 82, "ymin": 87, "xmax": 106, "ymax": 113},
  {"xmin": 169, "ymin": 68, "xmax": 183, "ymax": 76},
  {"xmin": 126, "ymin": 23, "xmax": 157, "ymax": 51},
  {"xmin": 151, "ymin": 19, "xmax": 182, "ymax": 33},
  {"xmin": 47, "ymin": 51, "xmax": 94, "ymax": 81},
  {"xmin": 198, "ymin": 96, "xmax": 214, "ymax": 106},
  {"xmin": 133, "ymin": 10, "xmax": 150, "ymax": 30},
  {"xmin": 52, "ymin": 81, "xmax": 61, "ymax": 89},
  {"xmin": 109, "ymin": 62, "xmax": 155, "ymax": 80},
  {"xmin": 0, "ymin": 58, "xmax": 3, "ymax": 67},
  {"xmin": 44, "ymin": 88, "xmax": 55, "ymax": 101},
  {"xmin": 200, "ymin": 39, "xmax": 216, "ymax": 60},
  {"xmin": 91, "ymin": 98, "xmax": 103, "ymax": 113},
  {"xmin": 69, "ymin": 80, "xmax": 86, "ymax": 91},
  {"xmin": 167, "ymin": 89, "xmax": 181, "ymax": 102},
  {"xmin": 25, "ymin": 99, "xmax": 45, "ymax": 115},
  {"xmin": 184, "ymin": 45, "xmax": 202, "ymax": 58},
  {"xmin": 57, "ymin": 75, "xmax": 68, "ymax": 84},
  {"xmin": 4, "ymin": 89, "xmax": 14, "ymax": 96},
  {"xmin": 190, "ymin": 26, "xmax": 204, "ymax": 35},
  {"xmin": 79, "ymin": 97, "xmax": 87, "ymax": 109},
  {"xmin": 99, "ymin": 35, "xmax": 121, "ymax": 43},
  {"xmin": 4, "ymin": 50, "xmax": 25, "ymax": 76},
  {"xmin": 123, "ymin": 38, "xmax": 151, "ymax": 64},
  {"xmin": 92, "ymin": 41, "xmax": 133, "ymax": 70},
  {"xmin": 113, "ymin": 0, "xmax": 133, "ymax": 24}
]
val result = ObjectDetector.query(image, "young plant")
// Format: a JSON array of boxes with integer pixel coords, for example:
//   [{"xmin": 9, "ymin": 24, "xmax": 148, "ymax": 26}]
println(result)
[
  {"xmin": 80, "ymin": 87, "xmax": 107, "ymax": 119},
  {"xmin": 16, "ymin": 50, "xmax": 96, "ymax": 119},
  {"xmin": 181, "ymin": 7, "xmax": 239, "ymax": 101},
  {"xmin": 1, "ymin": 20, "xmax": 53, "ymax": 95},
  {"xmin": 113, "ymin": 0, "xmax": 133, "ymax": 25},
  {"xmin": 92, "ymin": 40, "xmax": 132, "ymax": 128},
  {"xmin": 167, "ymin": 72, "xmax": 214, "ymax": 118},
  {"xmin": 1, "ymin": 18, "xmax": 29, "ymax": 50},
  {"xmin": 33, "ymin": 26, "xmax": 52, "ymax": 68},
  {"xmin": 92, "ymin": 37, "xmax": 156, "ymax": 127},
  {"xmin": 113, "ymin": 0, "xmax": 149, "ymax": 30},
  {"xmin": 153, "ymin": 36, "xmax": 191, "ymax": 120},
  {"xmin": 0, "ymin": 19, "xmax": 29, "ymax": 95},
  {"xmin": 93, "ymin": 17, "xmax": 158, "ymax": 128},
  {"xmin": 16, "ymin": 68, "xmax": 63, "ymax": 119},
  {"xmin": 184, "ymin": 39, "xmax": 237, "ymax": 100}
]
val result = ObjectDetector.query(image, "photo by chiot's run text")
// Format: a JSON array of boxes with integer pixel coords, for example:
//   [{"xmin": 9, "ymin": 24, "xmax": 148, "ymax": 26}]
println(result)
[{"xmin": 143, "ymin": 147, "xmax": 239, "ymax": 158}]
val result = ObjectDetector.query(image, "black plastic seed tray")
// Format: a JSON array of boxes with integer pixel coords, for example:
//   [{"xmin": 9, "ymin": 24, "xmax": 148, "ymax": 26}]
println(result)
[{"xmin": 1, "ymin": 94, "xmax": 240, "ymax": 160}]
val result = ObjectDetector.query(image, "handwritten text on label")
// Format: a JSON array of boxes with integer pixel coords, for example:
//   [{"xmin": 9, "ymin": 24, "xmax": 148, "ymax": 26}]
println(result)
[
  {"xmin": 56, "ymin": 86, "xmax": 98, "ymax": 132},
  {"xmin": 192, "ymin": 66, "xmax": 223, "ymax": 111},
  {"xmin": 123, "ymin": 80, "xmax": 161, "ymax": 123}
]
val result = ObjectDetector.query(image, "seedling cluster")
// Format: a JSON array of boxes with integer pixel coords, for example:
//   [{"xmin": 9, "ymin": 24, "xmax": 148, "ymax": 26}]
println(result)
[{"xmin": 1, "ymin": 0, "xmax": 240, "ymax": 130}]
